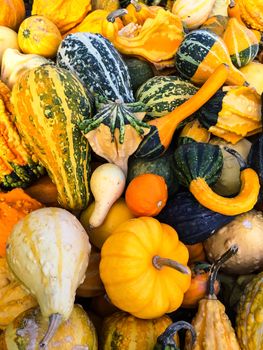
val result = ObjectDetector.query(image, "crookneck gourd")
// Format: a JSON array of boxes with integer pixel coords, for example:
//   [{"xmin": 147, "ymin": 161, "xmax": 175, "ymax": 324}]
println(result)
[
  {"xmin": 236, "ymin": 271, "xmax": 263, "ymax": 350},
  {"xmin": 100, "ymin": 216, "xmax": 191, "ymax": 319},
  {"xmin": 101, "ymin": 8, "xmax": 185, "ymax": 66},
  {"xmin": 134, "ymin": 63, "xmax": 229, "ymax": 159},
  {"xmin": 6, "ymin": 207, "xmax": 91, "ymax": 348},
  {"xmin": 0, "ymin": 79, "xmax": 45, "ymax": 190},
  {"xmin": 197, "ymin": 85, "xmax": 262, "ymax": 144},
  {"xmin": 185, "ymin": 245, "xmax": 240, "ymax": 350},
  {"xmin": 11, "ymin": 64, "xmax": 93, "ymax": 210},
  {"xmin": 173, "ymin": 143, "xmax": 260, "ymax": 216},
  {"xmin": 2, "ymin": 305, "xmax": 98, "ymax": 350},
  {"xmin": 175, "ymin": 29, "xmax": 248, "ymax": 86},
  {"xmin": 57, "ymin": 33, "xmax": 151, "ymax": 173}
]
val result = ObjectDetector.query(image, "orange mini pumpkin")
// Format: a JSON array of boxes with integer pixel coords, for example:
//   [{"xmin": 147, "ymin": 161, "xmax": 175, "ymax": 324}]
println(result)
[
  {"xmin": 18, "ymin": 16, "xmax": 62, "ymax": 58},
  {"xmin": 0, "ymin": 0, "xmax": 25, "ymax": 30},
  {"xmin": 125, "ymin": 173, "xmax": 168, "ymax": 216}
]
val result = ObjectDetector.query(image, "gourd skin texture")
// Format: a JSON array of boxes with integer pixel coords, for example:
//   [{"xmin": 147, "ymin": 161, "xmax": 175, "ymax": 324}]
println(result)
[
  {"xmin": 6, "ymin": 207, "xmax": 91, "ymax": 321},
  {"xmin": 100, "ymin": 217, "xmax": 191, "ymax": 319},
  {"xmin": 0, "ymin": 0, "xmax": 25, "ymax": 31},
  {"xmin": 32, "ymin": 0, "xmax": 92, "ymax": 34},
  {"xmin": 101, "ymin": 311, "xmax": 178, "ymax": 350},
  {"xmin": 237, "ymin": 0, "xmax": 263, "ymax": 31},
  {"xmin": 11, "ymin": 65, "xmax": 92, "ymax": 210},
  {"xmin": 236, "ymin": 272, "xmax": 263, "ymax": 350},
  {"xmin": 3, "ymin": 305, "xmax": 98, "ymax": 350}
]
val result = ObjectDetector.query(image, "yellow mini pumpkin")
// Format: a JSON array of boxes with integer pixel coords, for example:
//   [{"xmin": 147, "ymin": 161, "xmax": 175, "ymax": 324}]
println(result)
[
  {"xmin": 100, "ymin": 217, "xmax": 191, "ymax": 319},
  {"xmin": 18, "ymin": 16, "xmax": 62, "ymax": 58},
  {"xmin": 0, "ymin": 0, "xmax": 25, "ymax": 31}
]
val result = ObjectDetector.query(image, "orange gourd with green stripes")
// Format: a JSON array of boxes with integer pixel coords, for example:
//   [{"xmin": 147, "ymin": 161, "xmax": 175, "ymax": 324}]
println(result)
[
  {"xmin": 11, "ymin": 64, "xmax": 93, "ymax": 210},
  {"xmin": 175, "ymin": 29, "xmax": 247, "ymax": 86}
]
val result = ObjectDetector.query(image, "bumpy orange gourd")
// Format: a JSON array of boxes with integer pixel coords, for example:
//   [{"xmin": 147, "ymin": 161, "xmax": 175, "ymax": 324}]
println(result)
[
  {"xmin": 125, "ymin": 174, "xmax": 168, "ymax": 216},
  {"xmin": 32, "ymin": 0, "xmax": 92, "ymax": 34},
  {"xmin": 100, "ymin": 217, "xmax": 191, "ymax": 319},
  {"xmin": 236, "ymin": 0, "xmax": 263, "ymax": 31},
  {"xmin": 18, "ymin": 16, "xmax": 62, "ymax": 58},
  {"xmin": 0, "ymin": 0, "xmax": 25, "ymax": 30},
  {"xmin": 122, "ymin": 1, "xmax": 157, "ymax": 26}
]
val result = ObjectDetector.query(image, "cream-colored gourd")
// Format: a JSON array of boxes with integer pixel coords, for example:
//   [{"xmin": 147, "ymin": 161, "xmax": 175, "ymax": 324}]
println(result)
[
  {"xmin": 0, "ymin": 26, "xmax": 19, "ymax": 65},
  {"xmin": 172, "ymin": 0, "xmax": 217, "ymax": 29},
  {"xmin": 6, "ymin": 207, "xmax": 91, "ymax": 348},
  {"xmin": 1, "ymin": 48, "xmax": 49, "ymax": 88},
  {"xmin": 89, "ymin": 163, "xmax": 126, "ymax": 228}
]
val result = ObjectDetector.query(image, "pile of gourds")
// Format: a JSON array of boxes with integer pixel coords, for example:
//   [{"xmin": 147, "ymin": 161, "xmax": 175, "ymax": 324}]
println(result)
[{"xmin": 0, "ymin": 0, "xmax": 263, "ymax": 349}]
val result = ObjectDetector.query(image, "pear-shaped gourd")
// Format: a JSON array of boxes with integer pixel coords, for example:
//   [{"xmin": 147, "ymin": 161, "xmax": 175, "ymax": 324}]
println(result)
[
  {"xmin": 6, "ymin": 207, "xmax": 91, "ymax": 348},
  {"xmin": 89, "ymin": 163, "xmax": 126, "ymax": 228}
]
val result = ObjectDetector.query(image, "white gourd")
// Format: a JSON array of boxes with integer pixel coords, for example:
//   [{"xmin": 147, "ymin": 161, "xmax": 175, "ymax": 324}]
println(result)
[
  {"xmin": 89, "ymin": 163, "xmax": 126, "ymax": 228},
  {"xmin": 6, "ymin": 207, "xmax": 91, "ymax": 348},
  {"xmin": 0, "ymin": 26, "xmax": 19, "ymax": 65},
  {"xmin": 172, "ymin": 0, "xmax": 217, "ymax": 29}
]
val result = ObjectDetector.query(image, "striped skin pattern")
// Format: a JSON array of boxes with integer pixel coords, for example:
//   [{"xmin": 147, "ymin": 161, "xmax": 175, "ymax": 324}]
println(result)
[
  {"xmin": 136, "ymin": 76, "xmax": 198, "ymax": 120},
  {"xmin": 11, "ymin": 65, "xmax": 93, "ymax": 210},
  {"xmin": 57, "ymin": 33, "xmax": 134, "ymax": 103}
]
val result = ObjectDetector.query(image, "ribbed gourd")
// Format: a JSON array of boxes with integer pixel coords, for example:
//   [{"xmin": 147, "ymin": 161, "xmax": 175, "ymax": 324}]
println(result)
[
  {"xmin": 175, "ymin": 29, "xmax": 248, "ymax": 86},
  {"xmin": 236, "ymin": 0, "xmax": 263, "ymax": 31},
  {"xmin": 223, "ymin": 17, "xmax": 259, "ymax": 68},
  {"xmin": 236, "ymin": 271, "xmax": 263, "ymax": 350},
  {"xmin": 11, "ymin": 64, "xmax": 93, "ymax": 210},
  {"xmin": 0, "ymin": 80, "xmax": 45, "ymax": 190}
]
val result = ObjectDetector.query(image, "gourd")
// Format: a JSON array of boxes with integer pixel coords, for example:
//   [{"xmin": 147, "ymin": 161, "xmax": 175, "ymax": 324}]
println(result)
[
  {"xmin": 182, "ymin": 262, "xmax": 220, "ymax": 308},
  {"xmin": 0, "ymin": 27, "xmax": 19, "ymax": 66},
  {"xmin": 6, "ymin": 207, "xmax": 91, "ymax": 348},
  {"xmin": 100, "ymin": 216, "xmax": 191, "ymax": 319},
  {"xmin": 76, "ymin": 250, "xmax": 104, "ymax": 298},
  {"xmin": 127, "ymin": 149, "xmax": 179, "ymax": 196},
  {"xmin": 240, "ymin": 61, "xmax": 263, "ymax": 94},
  {"xmin": 80, "ymin": 198, "xmax": 135, "ymax": 249},
  {"xmin": 18, "ymin": 16, "xmax": 62, "ymax": 58},
  {"xmin": 235, "ymin": 0, "xmax": 263, "ymax": 31},
  {"xmin": 154, "ymin": 321, "xmax": 196, "ymax": 350},
  {"xmin": 201, "ymin": 15, "xmax": 229, "ymax": 36},
  {"xmin": 101, "ymin": 311, "xmax": 179, "ymax": 350},
  {"xmin": 172, "ymin": 0, "xmax": 216, "ymax": 30},
  {"xmin": 185, "ymin": 245, "xmax": 240, "ymax": 350},
  {"xmin": 0, "ymin": 80, "xmax": 45, "ymax": 190},
  {"xmin": 135, "ymin": 75, "xmax": 198, "ymax": 120},
  {"xmin": 2, "ymin": 305, "xmax": 98, "ymax": 349},
  {"xmin": 186, "ymin": 243, "xmax": 206, "ymax": 264},
  {"xmin": 209, "ymin": 138, "xmax": 252, "ymax": 196},
  {"xmin": 236, "ymin": 272, "xmax": 263, "ymax": 350},
  {"xmin": 134, "ymin": 63, "xmax": 229, "ymax": 160},
  {"xmin": 32, "ymin": 0, "xmax": 92, "ymax": 34},
  {"xmin": 89, "ymin": 163, "xmax": 126, "ymax": 228},
  {"xmin": 92, "ymin": 0, "xmax": 119, "ymax": 11},
  {"xmin": 156, "ymin": 192, "xmax": 235, "ymax": 245},
  {"xmin": 24, "ymin": 176, "xmax": 59, "ymax": 207},
  {"xmin": 248, "ymin": 134, "xmax": 263, "ymax": 209},
  {"xmin": 173, "ymin": 142, "xmax": 260, "ymax": 216},
  {"xmin": 204, "ymin": 210, "xmax": 263, "ymax": 274},
  {"xmin": 0, "ymin": 0, "xmax": 25, "ymax": 30},
  {"xmin": 198, "ymin": 86, "xmax": 261, "ymax": 144},
  {"xmin": 178, "ymin": 120, "xmax": 211, "ymax": 145},
  {"xmin": 223, "ymin": 18, "xmax": 259, "ymax": 68},
  {"xmin": 0, "ymin": 188, "xmax": 43, "ymax": 257},
  {"xmin": 11, "ymin": 64, "xmax": 93, "ymax": 211},
  {"xmin": 1, "ymin": 48, "xmax": 49, "ymax": 89},
  {"xmin": 57, "ymin": 33, "xmax": 151, "ymax": 173},
  {"xmin": 125, "ymin": 173, "xmax": 168, "ymax": 216},
  {"xmin": 122, "ymin": 0, "xmax": 157, "ymax": 26},
  {"xmin": 0, "ymin": 257, "xmax": 37, "ymax": 329},
  {"xmin": 175, "ymin": 30, "xmax": 248, "ymax": 86}
]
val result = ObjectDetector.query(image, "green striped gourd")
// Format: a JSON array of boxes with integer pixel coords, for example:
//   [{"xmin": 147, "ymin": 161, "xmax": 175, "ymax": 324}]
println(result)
[
  {"xmin": 57, "ymin": 33, "xmax": 134, "ymax": 103},
  {"xmin": 135, "ymin": 76, "xmax": 198, "ymax": 120},
  {"xmin": 175, "ymin": 29, "xmax": 248, "ymax": 86},
  {"xmin": 223, "ymin": 18, "xmax": 259, "ymax": 68},
  {"xmin": 11, "ymin": 64, "xmax": 93, "ymax": 210}
]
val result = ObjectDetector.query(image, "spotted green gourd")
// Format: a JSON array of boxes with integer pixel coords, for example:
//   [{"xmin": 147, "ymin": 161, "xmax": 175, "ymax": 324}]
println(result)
[
  {"xmin": 11, "ymin": 64, "xmax": 93, "ymax": 211},
  {"xmin": 135, "ymin": 76, "xmax": 199, "ymax": 121}
]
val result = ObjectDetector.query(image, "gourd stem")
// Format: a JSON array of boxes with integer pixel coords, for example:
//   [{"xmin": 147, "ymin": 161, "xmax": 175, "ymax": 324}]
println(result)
[
  {"xmin": 131, "ymin": 0, "xmax": 142, "ymax": 12},
  {"xmin": 107, "ymin": 9, "xmax": 128, "ymax": 22},
  {"xmin": 152, "ymin": 256, "xmax": 189, "ymax": 275},
  {"xmin": 224, "ymin": 147, "xmax": 247, "ymax": 171},
  {"xmin": 39, "ymin": 313, "xmax": 62, "ymax": 348},
  {"xmin": 157, "ymin": 321, "xmax": 196, "ymax": 347},
  {"xmin": 208, "ymin": 245, "xmax": 238, "ymax": 297}
]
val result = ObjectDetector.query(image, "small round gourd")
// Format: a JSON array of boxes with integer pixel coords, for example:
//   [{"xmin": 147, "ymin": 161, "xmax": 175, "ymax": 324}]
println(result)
[{"xmin": 18, "ymin": 16, "xmax": 62, "ymax": 58}]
